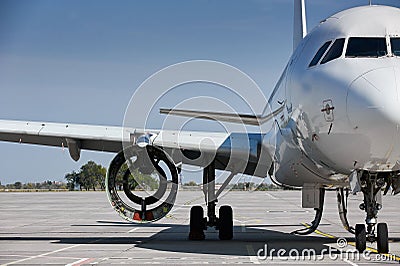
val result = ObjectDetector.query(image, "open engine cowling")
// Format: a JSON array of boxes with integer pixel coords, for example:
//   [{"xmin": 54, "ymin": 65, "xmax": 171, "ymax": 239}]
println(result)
[{"xmin": 106, "ymin": 145, "xmax": 178, "ymax": 223}]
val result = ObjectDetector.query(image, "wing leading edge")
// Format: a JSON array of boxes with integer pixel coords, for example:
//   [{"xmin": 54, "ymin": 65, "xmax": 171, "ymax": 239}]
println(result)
[{"xmin": 159, "ymin": 106, "xmax": 284, "ymax": 126}]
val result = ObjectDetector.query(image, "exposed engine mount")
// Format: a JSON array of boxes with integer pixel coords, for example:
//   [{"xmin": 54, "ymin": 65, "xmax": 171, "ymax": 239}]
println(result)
[{"xmin": 106, "ymin": 145, "xmax": 178, "ymax": 223}]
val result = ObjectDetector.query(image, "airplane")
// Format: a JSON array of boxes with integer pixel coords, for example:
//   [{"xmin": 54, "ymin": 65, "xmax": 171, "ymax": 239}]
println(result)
[{"xmin": 0, "ymin": 0, "xmax": 399, "ymax": 254}]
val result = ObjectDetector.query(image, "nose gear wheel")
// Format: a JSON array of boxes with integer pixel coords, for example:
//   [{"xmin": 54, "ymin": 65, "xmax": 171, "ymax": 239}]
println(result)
[{"xmin": 355, "ymin": 171, "xmax": 390, "ymax": 253}]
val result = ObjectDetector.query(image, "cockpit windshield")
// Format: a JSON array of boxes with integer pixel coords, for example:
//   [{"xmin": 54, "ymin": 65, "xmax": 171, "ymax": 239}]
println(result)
[
  {"xmin": 321, "ymin": 39, "xmax": 345, "ymax": 64},
  {"xmin": 346, "ymin": 37, "xmax": 387, "ymax": 58},
  {"xmin": 391, "ymin": 38, "xmax": 400, "ymax": 56},
  {"xmin": 309, "ymin": 41, "xmax": 331, "ymax": 67}
]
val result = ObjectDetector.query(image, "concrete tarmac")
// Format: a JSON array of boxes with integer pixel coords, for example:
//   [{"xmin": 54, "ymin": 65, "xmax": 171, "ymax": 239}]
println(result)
[{"xmin": 1, "ymin": 190, "xmax": 400, "ymax": 265}]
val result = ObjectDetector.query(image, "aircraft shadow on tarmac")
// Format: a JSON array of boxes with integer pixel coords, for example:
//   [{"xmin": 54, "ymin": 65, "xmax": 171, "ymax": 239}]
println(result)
[{"xmin": 5, "ymin": 221, "xmax": 400, "ymax": 256}]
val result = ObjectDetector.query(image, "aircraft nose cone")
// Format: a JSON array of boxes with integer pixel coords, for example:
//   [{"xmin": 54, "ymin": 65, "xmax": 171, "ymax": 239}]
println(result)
[
  {"xmin": 347, "ymin": 67, "xmax": 400, "ymax": 127},
  {"xmin": 347, "ymin": 67, "xmax": 400, "ymax": 166}
]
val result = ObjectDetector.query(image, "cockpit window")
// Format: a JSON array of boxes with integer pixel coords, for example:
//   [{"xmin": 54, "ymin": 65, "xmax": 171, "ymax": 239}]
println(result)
[
  {"xmin": 320, "ymin": 38, "xmax": 345, "ymax": 64},
  {"xmin": 391, "ymin": 38, "xmax": 400, "ymax": 56},
  {"xmin": 346, "ymin": 37, "xmax": 387, "ymax": 58},
  {"xmin": 309, "ymin": 41, "xmax": 332, "ymax": 67}
]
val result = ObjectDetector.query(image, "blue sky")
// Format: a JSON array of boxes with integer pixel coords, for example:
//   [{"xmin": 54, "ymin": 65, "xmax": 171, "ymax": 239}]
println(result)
[{"xmin": 0, "ymin": 0, "xmax": 399, "ymax": 184}]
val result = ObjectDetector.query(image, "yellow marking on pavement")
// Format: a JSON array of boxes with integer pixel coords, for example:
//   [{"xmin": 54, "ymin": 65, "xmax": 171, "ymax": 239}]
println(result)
[
  {"xmin": 183, "ymin": 196, "xmax": 203, "ymax": 206},
  {"xmin": 165, "ymin": 213, "xmax": 178, "ymax": 220},
  {"xmin": 301, "ymin": 223, "xmax": 336, "ymax": 238},
  {"xmin": 301, "ymin": 223, "xmax": 400, "ymax": 262}
]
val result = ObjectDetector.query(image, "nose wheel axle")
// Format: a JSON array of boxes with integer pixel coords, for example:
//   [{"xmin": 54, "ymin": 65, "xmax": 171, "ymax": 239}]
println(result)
[{"xmin": 355, "ymin": 222, "xmax": 388, "ymax": 253}]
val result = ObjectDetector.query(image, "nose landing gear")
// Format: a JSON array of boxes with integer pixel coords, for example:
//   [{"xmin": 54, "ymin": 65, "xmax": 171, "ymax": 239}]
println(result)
[{"xmin": 355, "ymin": 171, "xmax": 389, "ymax": 253}]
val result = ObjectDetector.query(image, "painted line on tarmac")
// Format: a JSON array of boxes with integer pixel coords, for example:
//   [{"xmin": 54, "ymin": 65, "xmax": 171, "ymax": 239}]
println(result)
[
  {"xmin": 343, "ymin": 258, "xmax": 358, "ymax": 266},
  {"xmin": 265, "ymin": 192, "xmax": 278, "ymax": 200},
  {"xmin": 91, "ymin": 257, "xmax": 109, "ymax": 265},
  {"xmin": 2, "ymin": 238, "xmax": 102, "ymax": 266},
  {"xmin": 167, "ymin": 195, "xmax": 204, "ymax": 217},
  {"xmin": 301, "ymin": 222, "xmax": 400, "ymax": 263},
  {"xmin": 246, "ymin": 245, "xmax": 261, "ymax": 264},
  {"xmin": 128, "ymin": 227, "xmax": 140, "ymax": 233},
  {"xmin": 300, "ymin": 222, "xmax": 336, "ymax": 238},
  {"xmin": 2, "ymin": 244, "xmax": 85, "ymax": 265},
  {"xmin": 183, "ymin": 196, "xmax": 204, "ymax": 206},
  {"xmin": 65, "ymin": 258, "xmax": 95, "ymax": 266},
  {"xmin": 242, "ymin": 224, "xmax": 246, "ymax": 232}
]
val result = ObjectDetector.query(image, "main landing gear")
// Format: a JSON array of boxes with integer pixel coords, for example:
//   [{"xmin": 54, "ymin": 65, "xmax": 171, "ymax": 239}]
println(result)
[
  {"xmin": 354, "ymin": 172, "xmax": 389, "ymax": 253},
  {"xmin": 189, "ymin": 160, "xmax": 234, "ymax": 240}
]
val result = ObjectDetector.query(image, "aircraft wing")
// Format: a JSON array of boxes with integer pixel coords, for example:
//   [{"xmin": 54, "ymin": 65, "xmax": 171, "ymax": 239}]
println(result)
[
  {"xmin": 0, "ymin": 119, "xmax": 272, "ymax": 177},
  {"xmin": 0, "ymin": 120, "xmax": 135, "ymax": 160}
]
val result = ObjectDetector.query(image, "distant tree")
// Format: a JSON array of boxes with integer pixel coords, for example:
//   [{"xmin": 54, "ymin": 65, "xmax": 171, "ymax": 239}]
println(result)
[
  {"xmin": 232, "ymin": 182, "xmax": 245, "ymax": 190},
  {"xmin": 14, "ymin": 181, "xmax": 22, "ymax": 189},
  {"xmin": 115, "ymin": 163, "xmax": 160, "ymax": 191},
  {"xmin": 65, "ymin": 171, "xmax": 80, "ymax": 191},
  {"xmin": 22, "ymin": 182, "xmax": 35, "ymax": 189},
  {"xmin": 115, "ymin": 163, "xmax": 129, "ymax": 191},
  {"xmin": 79, "ymin": 161, "xmax": 107, "ymax": 191},
  {"xmin": 97, "ymin": 166, "xmax": 107, "ymax": 190},
  {"xmin": 130, "ymin": 168, "xmax": 159, "ymax": 191},
  {"xmin": 255, "ymin": 183, "xmax": 278, "ymax": 191},
  {"xmin": 184, "ymin": 181, "xmax": 198, "ymax": 186}
]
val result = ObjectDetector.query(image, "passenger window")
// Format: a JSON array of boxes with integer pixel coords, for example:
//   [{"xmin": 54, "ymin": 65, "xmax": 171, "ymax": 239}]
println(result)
[
  {"xmin": 320, "ymin": 38, "xmax": 345, "ymax": 64},
  {"xmin": 346, "ymin": 37, "xmax": 387, "ymax": 57},
  {"xmin": 309, "ymin": 41, "xmax": 332, "ymax": 67},
  {"xmin": 391, "ymin": 38, "xmax": 400, "ymax": 56}
]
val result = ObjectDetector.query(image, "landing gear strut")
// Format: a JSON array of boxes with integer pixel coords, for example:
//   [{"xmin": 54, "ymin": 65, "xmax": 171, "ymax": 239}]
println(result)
[
  {"xmin": 355, "ymin": 171, "xmax": 389, "ymax": 253},
  {"xmin": 189, "ymin": 160, "xmax": 234, "ymax": 240},
  {"xmin": 336, "ymin": 188, "xmax": 355, "ymax": 234}
]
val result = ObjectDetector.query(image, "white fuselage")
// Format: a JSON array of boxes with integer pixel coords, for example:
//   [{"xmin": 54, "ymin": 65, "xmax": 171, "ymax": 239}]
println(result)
[{"xmin": 270, "ymin": 5, "xmax": 400, "ymax": 187}]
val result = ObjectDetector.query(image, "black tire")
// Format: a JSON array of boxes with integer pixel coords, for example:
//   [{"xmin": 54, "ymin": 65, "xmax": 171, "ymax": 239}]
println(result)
[
  {"xmin": 218, "ymin": 205, "xmax": 233, "ymax": 240},
  {"xmin": 189, "ymin": 206, "xmax": 205, "ymax": 240},
  {"xmin": 377, "ymin": 223, "xmax": 389, "ymax": 253},
  {"xmin": 355, "ymin": 224, "xmax": 366, "ymax": 252}
]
